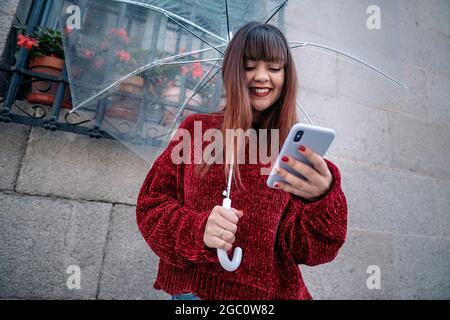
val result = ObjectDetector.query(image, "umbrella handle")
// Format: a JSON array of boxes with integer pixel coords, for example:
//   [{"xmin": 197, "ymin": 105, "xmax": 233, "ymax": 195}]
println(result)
[{"xmin": 217, "ymin": 198, "xmax": 242, "ymax": 272}]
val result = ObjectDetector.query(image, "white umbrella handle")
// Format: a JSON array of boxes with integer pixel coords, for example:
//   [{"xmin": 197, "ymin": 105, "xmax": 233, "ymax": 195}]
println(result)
[{"xmin": 217, "ymin": 197, "xmax": 242, "ymax": 272}]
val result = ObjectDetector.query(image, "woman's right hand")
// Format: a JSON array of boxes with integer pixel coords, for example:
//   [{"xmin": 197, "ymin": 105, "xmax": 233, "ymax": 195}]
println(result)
[{"xmin": 203, "ymin": 205, "xmax": 243, "ymax": 251}]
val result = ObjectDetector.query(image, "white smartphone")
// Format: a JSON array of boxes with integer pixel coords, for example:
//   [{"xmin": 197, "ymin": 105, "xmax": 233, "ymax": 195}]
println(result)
[{"xmin": 267, "ymin": 123, "xmax": 336, "ymax": 188}]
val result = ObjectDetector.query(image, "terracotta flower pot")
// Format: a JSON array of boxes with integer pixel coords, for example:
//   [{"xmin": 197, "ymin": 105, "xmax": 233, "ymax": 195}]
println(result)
[
  {"xmin": 105, "ymin": 76, "xmax": 144, "ymax": 121},
  {"xmin": 161, "ymin": 85, "xmax": 203, "ymax": 107},
  {"xmin": 118, "ymin": 76, "xmax": 144, "ymax": 94},
  {"xmin": 27, "ymin": 55, "xmax": 72, "ymax": 109}
]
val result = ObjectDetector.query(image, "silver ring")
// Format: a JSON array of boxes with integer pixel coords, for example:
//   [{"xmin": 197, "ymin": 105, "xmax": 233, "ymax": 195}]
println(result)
[{"xmin": 219, "ymin": 228, "xmax": 225, "ymax": 239}]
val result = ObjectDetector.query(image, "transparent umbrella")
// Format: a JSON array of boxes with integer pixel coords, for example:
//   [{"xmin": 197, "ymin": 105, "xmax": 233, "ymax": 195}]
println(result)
[{"xmin": 57, "ymin": 0, "xmax": 409, "ymax": 271}]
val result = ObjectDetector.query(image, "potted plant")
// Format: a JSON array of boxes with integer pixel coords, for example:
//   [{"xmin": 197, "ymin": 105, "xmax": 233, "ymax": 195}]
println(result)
[
  {"xmin": 105, "ymin": 34, "xmax": 153, "ymax": 121},
  {"xmin": 74, "ymin": 27, "xmax": 151, "ymax": 121},
  {"xmin": 114, "ymin": 44, "xmax": 149, "ymax": 95},
  {"xmin": 160, "ymin": 57, "xmax": 205, "ymax": 126},
  {"xmin": 15, "ymin": 26, "xmax": 72, "ymax": 109}
]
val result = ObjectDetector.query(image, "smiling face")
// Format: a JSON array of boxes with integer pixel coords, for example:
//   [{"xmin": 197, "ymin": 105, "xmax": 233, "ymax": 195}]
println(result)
[{"xmin": 245, "ymin": 59, "xmax": 285, "ymax": 121}]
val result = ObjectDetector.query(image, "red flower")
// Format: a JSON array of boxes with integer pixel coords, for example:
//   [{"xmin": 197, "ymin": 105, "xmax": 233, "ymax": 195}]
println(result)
[
  {"xmin": 82, "ymin": 49, "xmax": 95, "ymax": 58},
  {"xmin": 116, "ymin": 28, "xmax": 127, "ymax": 38},
  {"xmin": 17, "ymin": 34, "xmax": 28, "ymax": 46},
  {"xmin": 25, "ymin": 38, "xmax": 38, "ymax": 50},
  {"xmin": 192, "ymin": 62, "xmax": 204, "ymax": 79},
  {"xmin": 16, "ymin": 34, "xmax": 39, "ymax": 50},
  {"xmin": 109, "ymin": 28, "xmax": 130, "ymax": 45},
  {"xmin": 64, "ymin": 27, "xmax": 73, "ymax": 34},
  {"xmin": 110, "ymin": 28, "xmax": 127, "ymax": 38},
  {"xmin": 116, "ymin": 50, "xmax": 131, "ymax": 62}
]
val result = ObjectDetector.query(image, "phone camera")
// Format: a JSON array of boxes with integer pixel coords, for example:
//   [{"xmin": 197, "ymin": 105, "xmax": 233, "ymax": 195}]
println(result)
[{"xmin": 294, "ymin": 130, "xmax": 304, "ymax": 142}]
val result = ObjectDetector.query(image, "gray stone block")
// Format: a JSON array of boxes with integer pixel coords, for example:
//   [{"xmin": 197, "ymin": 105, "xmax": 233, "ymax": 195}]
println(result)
[
  {"xmin": 284, "ymin": 0, "xmax": 401, "ymax": 61},
  {"xmin": 293, "ymin": 47, "xmax": 338, "ymax": 98},
  {"xmin": 399, "ymin": 0, "xmax": 450, "ymax": 44},
  {"xmin": 427, "ymin": 71, "xmax": 450, "ymax": 125},
  {"xmin": 98, "ymin": 204, "xmax": 169, "ymax": 300},
  {"xmin": 301, "ymin": 229, "xmax": 397, "ymax": 299},
  {"xmin": 399, "ymin": 5, "xmax": 450, "ymax": 76},
  {"xmin": 298, "ymin": 89, "xmax": 390, "ymax": 166},
  {"xmin": 394, "ymin": 234, "xmax": 450, "ymax": 299},
  {"xmin": 337, "ymin": 158, "xmax": 443, "ymax": 237},
  {"xmin": 382, "ymin": 63, "xmax": 429, "ymax": 120},
  {"xmin": 388, "ymin": 112, "xmax": 450, "ymax": 179},
  {"xmin": 0, "ymin": 192, "xmax": 112, "ymax": 299},
  {"xmin": 285, "ymin": 0, "xmax": 405, "ymax": 109},
  {"xmin": 16, "ymin": 127, "xmax": 151, "ymax": 205},
  {"xmin": 436, "ymin": 179, "xmax": 450, "ymax": 238},
  {"xmin": 336, "ymin": 56, "xmax": 407, "ymax": 110},
  {"xmin": 0, "ymin": 122, "xmax": 29, "ymax": 190},
  {"xmin": 0, "ymin": 0, "xmax": 18, "ymax": 54}
]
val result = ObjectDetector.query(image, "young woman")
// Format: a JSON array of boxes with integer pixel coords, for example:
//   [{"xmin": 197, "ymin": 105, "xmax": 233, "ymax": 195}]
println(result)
[{"xmin": 136, "ymin": 22, "xmax": 347, "ymax": 300}]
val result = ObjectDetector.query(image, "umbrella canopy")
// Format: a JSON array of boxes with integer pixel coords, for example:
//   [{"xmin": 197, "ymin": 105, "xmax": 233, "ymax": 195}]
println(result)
[
  {"xmin": 57, "ymin": 0, "xmax": 410, "ymax": 272},
  {"xmin": 58, "ymin": 0, "xmax": 408, "ymax": 165}
]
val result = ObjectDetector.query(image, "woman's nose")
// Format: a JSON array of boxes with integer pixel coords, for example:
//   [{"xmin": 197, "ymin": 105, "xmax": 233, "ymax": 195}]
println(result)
[{"xmin": 254, "ymin": 71, "xmax": 270, "ymax": 82}]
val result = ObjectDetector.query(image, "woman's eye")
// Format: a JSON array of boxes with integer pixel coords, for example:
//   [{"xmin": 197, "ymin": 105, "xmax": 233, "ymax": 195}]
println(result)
[
  {"xmin": 269, "ymin": 68, "xmax": 282, "ymax": 72},
  {"xmin": 245, "ymin": 67, "xmax": 255, "ymax": 71}
]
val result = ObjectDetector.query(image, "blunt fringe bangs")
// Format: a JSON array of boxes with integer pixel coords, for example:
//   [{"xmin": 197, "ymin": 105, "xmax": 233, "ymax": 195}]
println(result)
[{"xmin": 244, "ymin": 25, "xmax": 288, "ymax": 64}]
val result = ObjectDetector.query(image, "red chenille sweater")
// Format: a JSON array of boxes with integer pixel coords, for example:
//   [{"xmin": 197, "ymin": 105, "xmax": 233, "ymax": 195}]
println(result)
[{"xmin": 136, "ymin": 113, "xmax": 348, "ymax": 300}]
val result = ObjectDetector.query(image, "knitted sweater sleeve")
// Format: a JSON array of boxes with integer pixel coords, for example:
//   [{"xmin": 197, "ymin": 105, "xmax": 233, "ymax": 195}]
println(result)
[
  {"xmin": 136, "ymin": 116, "xmax": 219, "ymax": 267},
  {"xmin": 277, "ymin": 159, "xmax": 348, "ymax": 266}
]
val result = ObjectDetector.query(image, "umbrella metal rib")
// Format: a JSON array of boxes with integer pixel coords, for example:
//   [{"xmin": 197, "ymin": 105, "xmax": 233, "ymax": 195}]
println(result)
[
  {"xmin": 225, "ymin": 0, "xmax": 231, "ymax": 42},
  {"xmin": 166, "ymin": 14, "xmax": 225, "ymax": 56},
  {"xmin": 112, "ymin": 0, "xmax": 227, "ymax": 43},
  {"xmin": 289, "ymin": 41, "xmax": 408, "ymax": 90},
  {"xmin": 264, "ymin": 0, "xmax": 288, "ymax": 24}
]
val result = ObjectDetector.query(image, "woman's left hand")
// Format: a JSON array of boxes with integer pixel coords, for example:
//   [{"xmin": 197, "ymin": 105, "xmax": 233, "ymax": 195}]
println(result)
[{"xmin": 274, "ymin": 145, "xmax": 333, "ymax": 201}]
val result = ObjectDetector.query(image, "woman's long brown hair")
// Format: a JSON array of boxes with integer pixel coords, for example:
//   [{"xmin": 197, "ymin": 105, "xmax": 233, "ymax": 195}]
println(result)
[{"xmin": 195, "ymin": 22, "xmax": 299, "ymax": 189}]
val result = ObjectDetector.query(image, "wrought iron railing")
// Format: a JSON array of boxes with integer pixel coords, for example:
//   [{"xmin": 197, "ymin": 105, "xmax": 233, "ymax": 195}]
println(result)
[{"xmin": 0, "ymin": 0, "xmax": 114, "ymax": 138}]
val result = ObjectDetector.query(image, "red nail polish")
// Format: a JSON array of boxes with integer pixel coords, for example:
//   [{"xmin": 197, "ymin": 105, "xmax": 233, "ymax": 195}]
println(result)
[
  {"xmin": 281, "ymin": 155, "xmax": 289, "ymax": 162},
  {"xmin": 299, "ymin": 145, "xmax": 306, "ymax": 152},
  {"xmin": 274, "ymin": 182, "xmax": 279, "ymax": 188}
]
